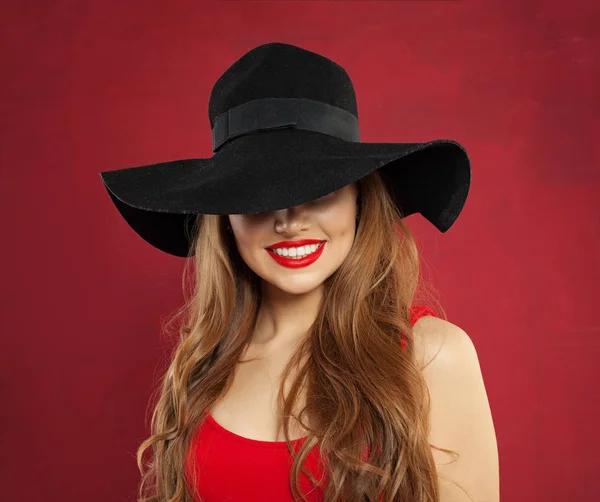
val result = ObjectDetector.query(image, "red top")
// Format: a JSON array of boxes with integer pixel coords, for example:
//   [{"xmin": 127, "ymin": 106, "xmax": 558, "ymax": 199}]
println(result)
[{"xmin": 185, "ymin": 306, "xmax": 436, "ymax": 501}]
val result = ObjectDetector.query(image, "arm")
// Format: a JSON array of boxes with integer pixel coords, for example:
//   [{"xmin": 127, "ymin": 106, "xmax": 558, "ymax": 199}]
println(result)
[{"xmin": 413, "ymin": 316, "xmax": 500, "ymax": 502}]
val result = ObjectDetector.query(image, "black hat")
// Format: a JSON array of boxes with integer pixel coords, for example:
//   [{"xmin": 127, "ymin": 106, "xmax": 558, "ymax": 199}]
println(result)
[{"xmin": 99, "ymin": 42, "xmax": 471, "ymax": 258}]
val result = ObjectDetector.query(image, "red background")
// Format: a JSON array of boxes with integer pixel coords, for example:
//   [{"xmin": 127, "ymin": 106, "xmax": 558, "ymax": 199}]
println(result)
[{"xmin": 1, "ymin": 1, "xmax": 599, "ymax": 500}]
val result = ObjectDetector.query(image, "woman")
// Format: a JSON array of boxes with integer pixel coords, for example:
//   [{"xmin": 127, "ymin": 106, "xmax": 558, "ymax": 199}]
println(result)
[{"xmin": 100, "ymin": 42, "xmax": 498, "ymax": 501}]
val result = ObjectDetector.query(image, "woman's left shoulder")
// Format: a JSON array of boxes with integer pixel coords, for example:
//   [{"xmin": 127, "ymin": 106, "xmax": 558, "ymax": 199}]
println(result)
[
  {"xmin": 412, "ymin": 316, "xmax": 500, "ymax": 501},
  {"xmin": 411, "ymin": 315, "xmax": 477, "ymax": 371}
]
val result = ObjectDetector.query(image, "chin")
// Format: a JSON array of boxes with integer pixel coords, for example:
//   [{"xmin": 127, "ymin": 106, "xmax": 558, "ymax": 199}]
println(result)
[{"xmin": 270, "ymin": 276, "xmax": 324, "ymax": 296}]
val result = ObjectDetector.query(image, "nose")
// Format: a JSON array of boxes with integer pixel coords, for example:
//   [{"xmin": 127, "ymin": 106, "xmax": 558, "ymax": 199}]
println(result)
[{"xmin": 274, "ymin": 206, "xmax": 308, "ymax": 235}]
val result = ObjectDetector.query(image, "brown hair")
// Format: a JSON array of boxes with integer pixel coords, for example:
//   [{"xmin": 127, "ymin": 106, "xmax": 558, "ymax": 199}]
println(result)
[{"xmin": 135, "ymin": 169, "xmax": 463, "ymax": 501}]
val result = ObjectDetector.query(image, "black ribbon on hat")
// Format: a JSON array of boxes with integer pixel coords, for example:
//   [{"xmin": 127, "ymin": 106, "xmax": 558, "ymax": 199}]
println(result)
[{"xmin": 212, "ymin": 97, "xmax": 360, "ymax": 152}]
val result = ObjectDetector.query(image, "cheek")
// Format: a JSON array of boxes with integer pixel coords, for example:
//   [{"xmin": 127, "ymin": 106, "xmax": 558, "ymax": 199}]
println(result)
[
  {"xmin": 323, "ymin": 206, "xmax": 357, "ymax": 238},
  {"xmin": 229, "ymin": 218, "xmax": 265, "ymax": 260}
]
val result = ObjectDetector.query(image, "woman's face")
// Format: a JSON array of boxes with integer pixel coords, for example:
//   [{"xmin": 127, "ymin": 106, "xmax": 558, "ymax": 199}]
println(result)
[{"xmin": 228, "ymin": 184, "xmax": 359, "ymax": 296}]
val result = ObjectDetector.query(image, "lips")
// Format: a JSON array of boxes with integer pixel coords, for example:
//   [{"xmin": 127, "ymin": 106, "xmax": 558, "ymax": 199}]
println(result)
[{"xmin": 266, "ymin": 241, "xmax": 326, "ymax": 268}]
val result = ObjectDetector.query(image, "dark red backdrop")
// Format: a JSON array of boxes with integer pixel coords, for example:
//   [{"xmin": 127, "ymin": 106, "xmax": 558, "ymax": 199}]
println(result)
[{"xmin": 1, "ymin": 1, "xmax": 598, "ymax": 501}]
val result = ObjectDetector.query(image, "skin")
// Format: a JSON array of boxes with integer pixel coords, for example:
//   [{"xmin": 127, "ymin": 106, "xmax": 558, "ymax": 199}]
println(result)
[
  {"xmin": 228, "ymin": 183, "xmax": 359, "ymax": 350},
  {"xmin": 413, "ymin": 316, "xmax": 500, "ymax": 501}
]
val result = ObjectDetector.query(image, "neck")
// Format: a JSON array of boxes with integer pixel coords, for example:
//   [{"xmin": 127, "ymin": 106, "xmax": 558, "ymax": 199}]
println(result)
[{"xmin": 251, "ymin": 281, "xmax": 324, "ymax": 349}]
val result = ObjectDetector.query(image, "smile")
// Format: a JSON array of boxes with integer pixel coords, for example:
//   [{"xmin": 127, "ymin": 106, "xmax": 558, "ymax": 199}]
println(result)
[{"xmin": 266, "ymin": 242, "xmax": 326, "ymax": 268}]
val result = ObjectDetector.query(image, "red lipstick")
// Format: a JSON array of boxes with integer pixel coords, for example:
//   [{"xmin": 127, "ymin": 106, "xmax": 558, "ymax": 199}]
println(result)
[{"xmin": 266, "ymin": 240, "xmax": 326, "ymax": 269}]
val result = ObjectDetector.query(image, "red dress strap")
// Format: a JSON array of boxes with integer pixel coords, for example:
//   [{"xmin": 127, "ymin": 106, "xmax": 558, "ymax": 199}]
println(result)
[
  {"xmin": 409, "ymin": 305, "xmax": 437, "ymax": 325},
  {"xmin": 400, "ymin": 306, "xmax": 437, "ymax": 350}
]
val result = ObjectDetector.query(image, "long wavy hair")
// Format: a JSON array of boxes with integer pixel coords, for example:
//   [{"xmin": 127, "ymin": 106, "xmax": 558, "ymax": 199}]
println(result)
[{"xmin": 135, "ymin": 169, "xmax": 463, "ymax": 501}]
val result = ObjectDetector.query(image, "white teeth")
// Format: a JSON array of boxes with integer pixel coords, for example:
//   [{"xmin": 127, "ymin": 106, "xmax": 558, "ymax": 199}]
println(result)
[{"xmin": 272, "ymin": 242, "xmax": 323, "ymax": 259}]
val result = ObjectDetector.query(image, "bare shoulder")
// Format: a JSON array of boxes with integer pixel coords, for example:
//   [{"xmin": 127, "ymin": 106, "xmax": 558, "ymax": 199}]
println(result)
[
  {"xmin": 411, "ymin": 315, "xmax": 500, "ymax": 502},
  {"xmin": 411, "ymin": 315, "xmax": 477, "ymax": 371}
]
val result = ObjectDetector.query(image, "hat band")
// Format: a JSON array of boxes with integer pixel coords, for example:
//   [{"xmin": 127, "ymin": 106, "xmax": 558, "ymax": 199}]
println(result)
[{"xmin": 211, "ymin": 97, "xmax": 360, "ymax": 152}]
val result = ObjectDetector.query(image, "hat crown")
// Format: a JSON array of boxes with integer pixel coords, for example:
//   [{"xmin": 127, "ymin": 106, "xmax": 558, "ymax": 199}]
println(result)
[{"xmin": 208, "ymin": 42, "xmax": 358, "ymax": 129}]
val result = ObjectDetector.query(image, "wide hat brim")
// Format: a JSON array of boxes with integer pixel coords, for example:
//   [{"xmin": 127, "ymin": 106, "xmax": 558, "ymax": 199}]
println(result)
[{"xmin": 99, "ymin": 128, "xmax": 470, "ymax": 258}]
